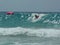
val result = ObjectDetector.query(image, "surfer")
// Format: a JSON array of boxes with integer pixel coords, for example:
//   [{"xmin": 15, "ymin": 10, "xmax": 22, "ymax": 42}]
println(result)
[
  {"xmin": 35, "ymin": 15, "xmax": 39, "ymax": 19},
  {"xmin": 6, "ymin": 12, "xmax": 14, "ymax": 15}
]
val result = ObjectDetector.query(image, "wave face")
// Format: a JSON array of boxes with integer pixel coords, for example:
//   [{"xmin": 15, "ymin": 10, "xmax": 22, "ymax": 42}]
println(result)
[
  {"xmin": 0, "ymin": 12, "xmax": 60, "ymax": 37},
  {"xmin": 0, "ymin": 12, "xmax": 60, "ymax": 28},
  {"xmin": 0, "ymin": 12, "xmax": 60, "ymax": 45}
]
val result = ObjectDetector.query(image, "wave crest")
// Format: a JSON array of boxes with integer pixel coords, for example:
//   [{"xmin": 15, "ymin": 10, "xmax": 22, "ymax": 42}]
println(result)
[{"xmin": 0, "ymin": 27, "xmax": 60, "ymax": 37}]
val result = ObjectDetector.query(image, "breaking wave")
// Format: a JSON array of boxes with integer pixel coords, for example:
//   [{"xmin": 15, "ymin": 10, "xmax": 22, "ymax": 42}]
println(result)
[
  {"xmin": 12, "ymin": 42, "xmax": 42, "ymax": 45},
  {"xmin": 0, "ymin": 12, "xmax": 60, "ymax": 37},
  {"xmin": 0, "ymin": 27, "xmax": 60, "ymax": 37}
]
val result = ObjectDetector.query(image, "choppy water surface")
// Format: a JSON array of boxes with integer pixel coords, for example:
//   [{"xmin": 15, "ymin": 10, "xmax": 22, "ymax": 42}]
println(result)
[{"xmin": 0, "ymin": 12, "xmax": 60, "ymax": 45}]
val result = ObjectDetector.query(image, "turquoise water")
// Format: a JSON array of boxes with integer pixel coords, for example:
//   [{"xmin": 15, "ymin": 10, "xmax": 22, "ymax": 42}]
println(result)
[
  {"xmin": 0, "ymin": 12, "xmax": 60, "ymax": 45},
  {"xmin": 0, "ymin": 12, "xmax": 60, "ymax": 28}
]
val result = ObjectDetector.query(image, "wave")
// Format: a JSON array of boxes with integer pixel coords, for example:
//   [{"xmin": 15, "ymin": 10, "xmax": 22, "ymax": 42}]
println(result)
[
  {"xmin": 0, "ymin": 12, "xmax": 60, "ymax": 28},
  {"xmin": 27, "ymin": 13, "xmax": 47, "ymax": 22},
  {"xmin": 0, "ymin": 27, "xmax": 60, "ymax": 37},
  {"xmin": 0, "ymin": 12, "xmax": 60, "ymax": 37},
  {"xmin": 12, "ymin": 42, "xmax": 42, "ymax": 45}
]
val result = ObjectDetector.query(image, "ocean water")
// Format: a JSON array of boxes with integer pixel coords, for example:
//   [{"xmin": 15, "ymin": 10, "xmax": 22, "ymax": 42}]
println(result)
[{"xmin": 0, "ymin": 12, "xmax": 60, "ymax": 45}]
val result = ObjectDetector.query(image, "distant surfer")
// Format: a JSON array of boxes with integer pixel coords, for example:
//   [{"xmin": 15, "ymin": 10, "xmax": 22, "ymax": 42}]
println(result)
[
  {"xmin": 6, "ymin": 12, "xmax": 14, "ymax": 15},
  {"xmin": 35, "ymin": 15, "xmax": 39, "ymax": 19},
  {"xmin": 27, "ymin": 13, "xmax": 40, "ymax": 22}
]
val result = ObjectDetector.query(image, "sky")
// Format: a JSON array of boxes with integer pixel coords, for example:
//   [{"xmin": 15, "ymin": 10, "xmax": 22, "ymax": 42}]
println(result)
[{"xmin": 0, "ymin": 0, "xmax": 60, "ymax": 12}]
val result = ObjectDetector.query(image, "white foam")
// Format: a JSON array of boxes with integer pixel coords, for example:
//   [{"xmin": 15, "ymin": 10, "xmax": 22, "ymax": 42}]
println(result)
[
  {"xmin": 13, "ymin": 42, "xmax": 40, "ymax": 45},
  {"xmin": 21, "ymin": 15, "xmax": 24, "ymax": 18},
  {"xmin": 28, "ymin": 13, "xmax": 47, "ymax": 22},
  {"xmin": 0, "ymin": 27, "xmax": 60, "ymax": 37}
]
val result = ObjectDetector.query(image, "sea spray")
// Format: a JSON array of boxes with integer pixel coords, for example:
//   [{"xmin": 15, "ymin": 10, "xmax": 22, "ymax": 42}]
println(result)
[
  {"xmin": 0, "ymin": 27, "xmax": 60, "ymax": 37},
  {"xmin": 0, "ymin": 12, "xmax": 60, "ymax": 45}
]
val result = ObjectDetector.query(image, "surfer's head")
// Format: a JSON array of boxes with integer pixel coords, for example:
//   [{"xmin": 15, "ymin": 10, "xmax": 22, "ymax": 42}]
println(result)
[{"xmin": 35, "ymin": 15, "xmax": 39, "ymax": 19}]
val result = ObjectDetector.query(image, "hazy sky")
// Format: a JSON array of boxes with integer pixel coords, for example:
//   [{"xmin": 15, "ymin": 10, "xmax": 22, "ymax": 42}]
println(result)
[{"xmin": 0, "ymin": 0, "xmax": 60, "ymax": 12}]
